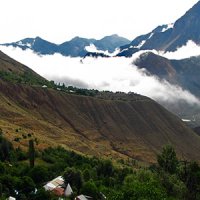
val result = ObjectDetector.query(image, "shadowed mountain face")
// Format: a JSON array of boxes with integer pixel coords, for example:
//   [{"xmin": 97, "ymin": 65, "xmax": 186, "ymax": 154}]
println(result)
[
  {"xmin": 134, "ymin": 52, "xmax": 176, "ymax": 80},
  {"xmin": 134, "ymin": 52, "xmax": 200, "ymax": 126},
  {"xmin": 134, "ymin": 52, "xmax": 200, "ymax": 97},
  {"xmin": 1, "ymin": 51, "xmax": 200, "ymax": 163},
  {"xmin": 1, "ymin": 35, "xmax": 130, "ymax": 57},
  {"xmin": 118, "ymin": 1, "xmax": 200, "ymax": 57}
]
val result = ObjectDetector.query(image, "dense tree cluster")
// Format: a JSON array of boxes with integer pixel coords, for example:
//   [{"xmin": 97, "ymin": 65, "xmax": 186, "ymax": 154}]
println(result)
[{"xmin": 1, "ymin": 130, "xmax": 200, "ymax": 199}]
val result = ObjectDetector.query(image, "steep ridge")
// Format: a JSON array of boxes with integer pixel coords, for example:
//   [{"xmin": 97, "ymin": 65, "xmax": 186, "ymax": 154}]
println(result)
[
  {"xmin": 118, "ymin": 1, "xmax": 200, "ymax": 57},
  {"xmin": 142, "ymin": 1, "xmax": 200, "ymax": 52}
]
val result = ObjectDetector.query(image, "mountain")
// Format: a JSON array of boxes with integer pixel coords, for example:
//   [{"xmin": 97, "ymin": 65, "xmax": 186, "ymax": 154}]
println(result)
[
  {"xmin": 1, "ymin": 51, "xmax": 200, "ymax": 163},
  {"xmin": 118, "ymin": 0, "xmax": 200, "ymax": 57},
  {"xmin": 1, "ymin": 34, "xmax": 130, "ymax": 57},
  {"xmin": 58, "ymin": 36, "xmax": 95, "ymax": 57},
  {"xmin": 134, "ymin": 52, "xmax": 200, "ymax": 97},
  {"xmin": 94, "ymin": 34, "xmax": 130, "ymax": 53},
  {"xmin": 2, "ymin": 37, "xmax": 59, "ymax": 55},
  {"xmin": 134, "ymin": 52, "xmax": 200, "ymax": 126},
  {"xmin": 118, "ymin": 24, "xmax": 173, "ymax": 57}
]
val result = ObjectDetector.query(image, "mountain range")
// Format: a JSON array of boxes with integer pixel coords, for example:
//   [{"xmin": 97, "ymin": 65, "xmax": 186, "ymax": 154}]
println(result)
[
  {"xmin": 2, "ymin": 1, "xmax": 200, "ymax": 58},
  {"xmin": 1, "ymin": 34, "xmax": 130, "ymax": 57}
]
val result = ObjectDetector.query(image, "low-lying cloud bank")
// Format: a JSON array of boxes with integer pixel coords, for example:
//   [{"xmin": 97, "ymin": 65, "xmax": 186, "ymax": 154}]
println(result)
[
  {"xmin": 161, "ymin": 40, "xmax": 200, "ymax": 59},
  {"xmin": 0, "ymin": 46, "xmax": 199, "ymax": 106}
]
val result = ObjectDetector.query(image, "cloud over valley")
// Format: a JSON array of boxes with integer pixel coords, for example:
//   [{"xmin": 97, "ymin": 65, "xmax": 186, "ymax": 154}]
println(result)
[{"xmin": 0, "ymin": 46, "xmax": 199, "ymax": 106}]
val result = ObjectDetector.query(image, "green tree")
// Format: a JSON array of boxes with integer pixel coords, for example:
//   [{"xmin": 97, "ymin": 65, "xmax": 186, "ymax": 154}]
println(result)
[
  {"xmin": 81, "ymin": 181, "xmax": 99, "ymax": 199},
  {"xmin": 33, "ymin": 188, "xmax": 51, "ymax": 200},
  {"xmin": 123, "ymin": 171, "xmax": 167, "ymax": 200},
  {"xmin": 63, "ymin": 167, "xmax": 83, "ymax": 193},
  {"xmin": 20, "ymin": 176, "xmax": 36, "ymax": 195},
  {"xmin": 159, "ymin": 172, "xmax": 187, "ymax": 199},
  {"xmin": 107, "ymin": 190, "xmax": 124, "ymax": 200},
  {"xmin": 29, "ymin": 139, "xmax": 35, "ymax": 168},
  {"xmin": 157, "ymin": 145, "xmax": 178, "ymax": 174},
  {"xmin": 83, "ymin": 169, "xmax": 91, "ymax": 182},
  {"xmin": 97, "ymin": 160, "xmax": 113, "ymax": 177},
  {"xmin": 0, "ymin": 135, "xmax": 13, "ymax": 161},
  {"xmin": 29, "ymin": 165, "xmax": 49, "ymax": 184},
  {"xmin": 184, "ymin": 162, "xmax": 200, "ymax": 200},
  {"xmin": 0, "ymin": 183, "xmax": 2, "ymax": 197}
]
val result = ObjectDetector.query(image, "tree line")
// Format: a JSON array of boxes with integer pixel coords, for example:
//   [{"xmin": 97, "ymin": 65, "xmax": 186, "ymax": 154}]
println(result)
[{"xmin": 0, "ymin": 128, "xmax": 200, "ymax": 199}]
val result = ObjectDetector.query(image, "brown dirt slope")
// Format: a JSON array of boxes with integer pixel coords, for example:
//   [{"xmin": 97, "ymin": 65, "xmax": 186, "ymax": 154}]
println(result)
[
  {"xmin": 0, "ymin": 80, "xmax": 200, "ymax": 163},
  {"xmin": 1, "ymin": 51, "xmax": 200, "ymax": 163}
]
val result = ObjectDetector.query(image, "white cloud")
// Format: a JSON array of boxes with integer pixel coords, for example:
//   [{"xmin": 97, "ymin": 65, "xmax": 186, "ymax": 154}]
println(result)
[
  {"xmin": 0, "ymin": 46, "xmax": 199, "ymax": 106},
  {"xmin": 161, "ymin": 40, "xmax": 200, "ymax": 59}
]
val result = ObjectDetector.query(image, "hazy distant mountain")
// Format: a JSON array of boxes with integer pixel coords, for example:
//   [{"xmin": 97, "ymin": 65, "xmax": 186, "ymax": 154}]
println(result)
[
  {"xmin": 118, "ymin": 0, "xmax": 200, "ymax": 57},
  {"xmin": 2, "ymin": 34, "xmax": 130, "ymax": 57}
]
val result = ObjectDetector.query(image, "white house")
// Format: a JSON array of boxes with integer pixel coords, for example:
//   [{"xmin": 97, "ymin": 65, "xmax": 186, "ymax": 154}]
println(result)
[
  {"xmin": 64, "ymin": 183, "xmax": 73, "ymax": 197},
  {"xmin": 44, "ymin": 176, "xmax": 73, "ymax": 197},
  {"xmin": 44, "ymin": 176, "xmax": 64, "ymax": 191}
]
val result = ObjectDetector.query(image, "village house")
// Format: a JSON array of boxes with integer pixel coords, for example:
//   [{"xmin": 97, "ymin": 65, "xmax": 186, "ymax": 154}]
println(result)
[{"xmin": 44, "ymin": 176, "xmax": 73, "ymax": 197}]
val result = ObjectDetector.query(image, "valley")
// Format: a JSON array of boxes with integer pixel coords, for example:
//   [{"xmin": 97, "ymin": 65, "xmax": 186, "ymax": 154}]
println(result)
[
  {"xmin": 1, "ymin": 1, "xmax": 200, "ymax": 199},
  {"xmin": 0, "ymin": 50, "xmax": 200, "ymax": 163}
]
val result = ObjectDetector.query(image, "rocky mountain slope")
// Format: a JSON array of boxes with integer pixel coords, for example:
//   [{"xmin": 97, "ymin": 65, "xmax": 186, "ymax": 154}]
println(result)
[{"xmin": 1, "ymin": 51, "xmax": 200, "ymax": 163}]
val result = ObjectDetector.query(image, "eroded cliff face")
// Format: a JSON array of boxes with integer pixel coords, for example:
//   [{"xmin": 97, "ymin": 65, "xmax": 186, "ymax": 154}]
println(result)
[{"xmin": 1, "ymin": 80, "xmax": 200, "ymax": 163}]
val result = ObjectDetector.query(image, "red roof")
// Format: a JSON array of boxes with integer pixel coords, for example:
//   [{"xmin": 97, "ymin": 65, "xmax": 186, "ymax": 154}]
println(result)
[{"xmin": 52, "ymin": 187, "xmax": 64, "ymax": 196}]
